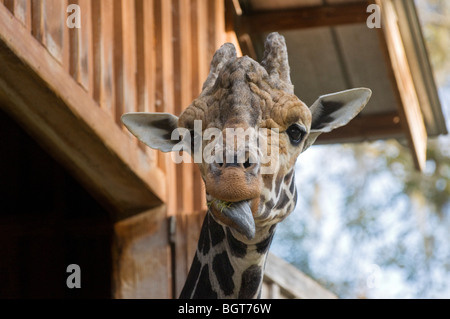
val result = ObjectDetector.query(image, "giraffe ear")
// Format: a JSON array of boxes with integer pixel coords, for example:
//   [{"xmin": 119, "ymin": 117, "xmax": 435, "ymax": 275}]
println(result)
[
  {"xmin": 121, "ymin": 112, "xmax": 181, "ymax": 153},
  {"xmin": 303, "ymin": 88, "xmax": 372, "ymax": 151}
]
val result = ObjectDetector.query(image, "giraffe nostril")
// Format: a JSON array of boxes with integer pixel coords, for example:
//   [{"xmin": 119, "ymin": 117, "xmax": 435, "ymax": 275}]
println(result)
[{"xmin": 243, "ymin": 158, "xmax": 252, "ymax": 169}]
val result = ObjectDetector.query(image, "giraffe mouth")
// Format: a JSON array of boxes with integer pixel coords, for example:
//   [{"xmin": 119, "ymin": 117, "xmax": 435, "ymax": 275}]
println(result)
[{"xmin": 209, "ymin": 199, "xmax": 255, "ymax": 240}]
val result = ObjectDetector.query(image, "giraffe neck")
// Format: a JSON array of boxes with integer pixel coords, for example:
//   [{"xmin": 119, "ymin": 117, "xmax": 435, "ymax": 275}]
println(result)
[{"xmin": 179, "ymin": 211, "xmax": 276, "ymax": 299}]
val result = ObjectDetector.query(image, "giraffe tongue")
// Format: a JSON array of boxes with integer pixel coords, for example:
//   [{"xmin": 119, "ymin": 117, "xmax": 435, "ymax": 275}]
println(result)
[{"xmin": 222, "ymin": 200, "xmax": 255, "ymax": 240}]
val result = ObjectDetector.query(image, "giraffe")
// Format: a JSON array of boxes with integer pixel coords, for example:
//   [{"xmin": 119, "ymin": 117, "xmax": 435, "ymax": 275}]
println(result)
[{"xmin": 122, "ymin": 32, "xmax": 371, "ymax": 299}]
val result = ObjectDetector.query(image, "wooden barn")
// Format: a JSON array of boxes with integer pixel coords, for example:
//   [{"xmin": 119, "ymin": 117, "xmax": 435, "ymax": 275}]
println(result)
[{"xmin": 0, "ymin": 0, "xmax": 446, "ymax": 298}]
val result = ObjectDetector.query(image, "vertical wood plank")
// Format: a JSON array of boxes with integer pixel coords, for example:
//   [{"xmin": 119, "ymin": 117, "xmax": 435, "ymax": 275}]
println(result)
[
  {"xmin": 207, "ymin": 0, "xmax": 216, "ymax": 60},
  {"xmin": 135, "ymin": 0, "xmax": 145, "ymax": 114},
  {"xmin": 191, "ymin": 0, "xmax": 208, "ymax": 214},
  {"xmin": 41, "ymin": 0, "xmax": 67, "ymax": 63},
  {"xmin": 121, "ymin": 0, "xmax": 137, "ymax": 115},
  {"xmin": 96, "ymin": 0, "xmax": 116, "ymax": 117},
  {"xmin": 154, "ymin": 0, "xmax": 177, "ymax": 217},
  {"xmin": 142, "ymin": 0, "xmax": 158, "ymax": 163},
  {"xmin": 195, "ymin": 0, "xmax": 209, "ymax": 88},
  {"xmin": 31, "ymin": 0, "xmax": 43, "ymax": 42},
  {"xmin": 172, "ymin": 0, "xmax": 196, "ymax": 296},
  {"xmin": 91, "ymin": 0, "xmax": 101, "ymax": 104},
  {"xmin": 173, "ymin": 0, "xmax": 194, "ymax": 216},
  {"xmin": 163, "ymin": 0, "xmax": 177, "ymax": 218},
  {"xmin": 80, "ymin": 0, "xmax": 93, "ymax": 94},
  {"xmin": 5, "ymin": 0, "xmax": 32, "ymax": 30},
  {"xmin": 136, "ymin": 0, "xmax": 157, "ymax": 158},
  {"xmin": 69, "ymin": 0, "xmax": 93, "ymax": 94},
  {"xmin": 113, "ymin": 0, "xmax": 124, "ymax": 124},
  {"xmin": 61, "ymin": 0, "xmax": 69, "ymax": 72},
  {"xmin": 143, "ymin": 0, "xmax": 156, "ymax": 114},
  {"xmin": 68, "ymin": 0, "xmax": 79, "ymax": 82},
  {"xmin": 214, "ymin": 0, "xmax": 225, "ymax": 48}
]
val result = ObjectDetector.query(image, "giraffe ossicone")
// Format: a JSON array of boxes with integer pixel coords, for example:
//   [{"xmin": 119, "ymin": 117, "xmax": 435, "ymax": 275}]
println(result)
[{"xmin": 122, "ymin": 32, "xmax": 372, "ymax": 298}]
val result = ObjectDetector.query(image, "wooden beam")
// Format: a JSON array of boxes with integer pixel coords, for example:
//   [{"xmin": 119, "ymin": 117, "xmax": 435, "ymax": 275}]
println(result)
[
  {"xmin": 376, "ymin": 0, "xmax": 427, "ymax": 171},
  {"xmin": 264, "ymin": 253, "xmax": 337, "ymax": 299},
  {"xmin": 237, "ymin": 1, "xmax": 370, "ymax": 34},
  {"xmin": 394, "ymin": 0, "xmax": 447, "ymax": 137},
  {"xmin": 0, "ymin": 5, "xmax": 165, "ymax": 219},
  {"xmin": 316, "ymin": 112, "xmax": 404, "ymax": 145}
]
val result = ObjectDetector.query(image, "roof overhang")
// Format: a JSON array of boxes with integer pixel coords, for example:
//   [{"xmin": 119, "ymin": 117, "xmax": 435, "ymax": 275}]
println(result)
[{"xmin": 226, "ymin": 0, "xmax": 447, "ymax": 171}]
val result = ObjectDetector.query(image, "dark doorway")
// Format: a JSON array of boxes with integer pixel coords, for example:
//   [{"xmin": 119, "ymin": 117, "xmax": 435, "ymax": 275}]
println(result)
[{"xmin": 0, "ymin": 109, "xmax": 113, "ymax": 298}]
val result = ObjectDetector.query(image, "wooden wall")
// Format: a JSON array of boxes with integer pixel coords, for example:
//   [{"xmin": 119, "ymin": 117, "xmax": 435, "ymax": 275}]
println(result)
[
  {"xmin": 0, "ymin": 0, "xmax": 226, "ymax": 214},
  {"xmin": 0, "ymin": 0, "xmax": 230, "ymax": 298}
]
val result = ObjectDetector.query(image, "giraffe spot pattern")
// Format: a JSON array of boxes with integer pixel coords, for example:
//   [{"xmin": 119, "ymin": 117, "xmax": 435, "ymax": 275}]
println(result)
[
  {"xmin": 208, "ymin": 213, "xmax": 226, "ymax": 246},
  {"xmin": 283, "ymin": 169, "xmax": 294, "ymax": 185},
  {"xmin": 293, "ymin": 187, "xmax": 298, "ymax": 207},
  {"xmin": 198, "ymin": 214, "xmax": 211, "ymax": 255},
  {"xmin": 179, "ymin": 254, "xmax": 201, "ymax": 299},
  {"xmin": 274, "ymin": 172, "xmax": 283, "ymax": 195},
  {"xmin": 274, "ymin": 189, "xmax": 290, "ymax": 210},
  {"xmin": 213, "ymin": 251, "xmax": 235, "ymax": 296},
  {"xmin": 226, "ymin": 228, "xmax": 247, "ymax": 258},
  {"xmin": 193, "ymin": 265, "xmax": 217, "ymax": 299},
  {"xmin": 238, "ymin": 265, "xmax": 262, "ymax": 298},
  {"xmin": 265, "ymin": 198, "xmax": 275, "ymax": 211},
  {"xmin": 256, "ymin": 230, "xmax": 275, "ymax": 254},
  {"xmin": 289, "ymin": 173, "xmax": 296, "ymax": 194}
]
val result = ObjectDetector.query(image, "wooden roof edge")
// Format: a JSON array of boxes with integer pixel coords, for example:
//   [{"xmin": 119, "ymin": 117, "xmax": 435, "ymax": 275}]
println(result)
[
  {"xmin": 0, "ymin": 6, "xmax": 166, "ymax": 220},
  {"xmin": 395, "ymin": 0, "xmax": 448, "ymax": 137},
  {"xmin": 264, "ymin": 253, "xmax": 337, "ymax": 299},
  {"xmin": 377, "ymin": 0, "xmax": 428, "ymax": 171}
]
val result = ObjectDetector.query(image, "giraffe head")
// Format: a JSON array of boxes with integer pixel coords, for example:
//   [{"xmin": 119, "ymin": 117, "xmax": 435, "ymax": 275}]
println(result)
[{"xmin": 122, "ymin": 32, "xmax": 371, "ymax": 241}]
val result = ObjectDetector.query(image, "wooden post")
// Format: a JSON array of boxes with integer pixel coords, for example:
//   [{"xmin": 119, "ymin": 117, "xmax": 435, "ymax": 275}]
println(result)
[{"xmin": 112, "ymin": 206, "xmax": 172, "ymax": 298}]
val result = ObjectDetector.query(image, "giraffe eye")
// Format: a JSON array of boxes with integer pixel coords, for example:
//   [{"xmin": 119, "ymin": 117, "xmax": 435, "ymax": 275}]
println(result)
[{"xmin": 286, "ymin": 124, "xmax": 306, "ymax": 146}]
